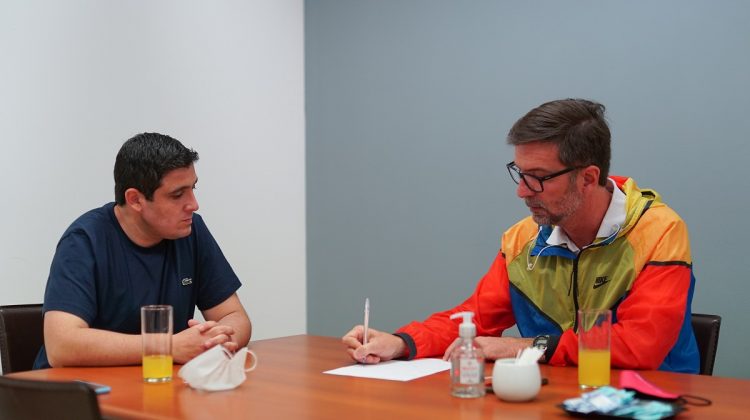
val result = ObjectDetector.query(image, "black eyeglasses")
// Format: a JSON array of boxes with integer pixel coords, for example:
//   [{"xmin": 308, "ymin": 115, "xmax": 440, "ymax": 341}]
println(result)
[{"xmin": 506, "ymin": 161, "xmax": 582, "ymax": 193}]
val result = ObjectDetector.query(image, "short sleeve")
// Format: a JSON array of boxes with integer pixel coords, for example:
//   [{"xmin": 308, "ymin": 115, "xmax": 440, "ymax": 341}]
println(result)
[
  {"xmin": 192, "ymin": 216, "xmax": 242, "ymax": 311},
  {"xmin": 43, "ymin": 230, "xmax": 98, "ymax": 325}
]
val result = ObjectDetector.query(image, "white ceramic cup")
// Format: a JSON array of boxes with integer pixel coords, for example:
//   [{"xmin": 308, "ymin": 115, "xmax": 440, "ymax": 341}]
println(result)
[{"xmin": 491, "ymin": 358, "xmax": 541, "ymax": 402}]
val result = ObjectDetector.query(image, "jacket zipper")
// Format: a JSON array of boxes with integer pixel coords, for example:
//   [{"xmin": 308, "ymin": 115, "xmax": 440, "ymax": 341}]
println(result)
[{"xmin": 572, "ymin": 251, "xmax": 582, "ymax": 332}]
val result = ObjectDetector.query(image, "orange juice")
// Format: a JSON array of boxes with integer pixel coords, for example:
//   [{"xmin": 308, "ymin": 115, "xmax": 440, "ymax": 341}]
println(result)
[
  {"xmin": 578, "ymin": 349, "xmax": 610, "ymax": 388},
  {"xmin": 143, "ymin": 354, "xmax": 173, "ymax": 382}
]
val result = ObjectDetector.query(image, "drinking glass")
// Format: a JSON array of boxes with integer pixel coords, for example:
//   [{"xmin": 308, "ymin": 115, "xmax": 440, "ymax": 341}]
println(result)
[
  {"xmin": 141, "ymin": 305, "xmax": 173, "ymax": 383},
  {"xmin": 578, "ymin": 309, "xmax": 611, "ymax": 389}
]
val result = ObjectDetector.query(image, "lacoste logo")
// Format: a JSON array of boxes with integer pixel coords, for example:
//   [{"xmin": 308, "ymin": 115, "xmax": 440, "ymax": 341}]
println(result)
[
  {"xmin": 593, "ymin": 276, "xmax": 610, "ymax": 289},
  {"xmin": 181, "ymin": 277, "xmax": 193, "ymax": 286}
]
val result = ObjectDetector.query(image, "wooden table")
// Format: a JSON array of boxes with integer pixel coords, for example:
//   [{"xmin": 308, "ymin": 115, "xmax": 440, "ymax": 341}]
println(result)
[{"xmin": 9, "ymin": 335, "xmax": 750, "ymax": 419}]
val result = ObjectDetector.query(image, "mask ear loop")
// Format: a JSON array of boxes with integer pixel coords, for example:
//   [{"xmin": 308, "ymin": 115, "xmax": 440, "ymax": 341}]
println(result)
[
  {"xmin": 526, "ymin": 226, "xmax": 553, "ymax": 271},
  {"xmin": 677, "ymin": 395, "xmax": 712, "ymax": 406},
  {"xmin": 590, "ymin": 223, "xmax": 622, "ymax": 248},
  {"xmin": 527, "ymin": 244, "xmax": 554, "ymax": 271},
  {"xmin": 244, "ymin": 348, "xmax": 259, "ymax": 372}
]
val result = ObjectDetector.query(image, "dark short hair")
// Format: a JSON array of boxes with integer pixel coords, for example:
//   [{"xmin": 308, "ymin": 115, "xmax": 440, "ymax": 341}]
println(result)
[
  {"xmin": 507, "ymin": 99, "xmax": 611, "ymax": 186},
  {"xmin": 114, "ymin": 133, "xmax": 199, "ymax": 205}
]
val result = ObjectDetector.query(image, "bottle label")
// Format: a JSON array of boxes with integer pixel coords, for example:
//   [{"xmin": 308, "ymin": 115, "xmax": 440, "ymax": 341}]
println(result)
[{"xmin": 459, "ymin": 359, "xmax": 481, "ymax": 384}]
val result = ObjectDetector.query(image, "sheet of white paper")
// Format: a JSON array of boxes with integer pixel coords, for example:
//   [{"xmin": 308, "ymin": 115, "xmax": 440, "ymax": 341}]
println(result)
[{"xmin": 323, "ymin": 358, "xmax": 450, "ymax": 381}]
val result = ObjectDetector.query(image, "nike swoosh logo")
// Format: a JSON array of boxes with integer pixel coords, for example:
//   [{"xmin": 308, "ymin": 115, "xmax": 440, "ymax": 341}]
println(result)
[{"xmin": 593, "ymin": 276, "xmax": 610, "ymax": 289}]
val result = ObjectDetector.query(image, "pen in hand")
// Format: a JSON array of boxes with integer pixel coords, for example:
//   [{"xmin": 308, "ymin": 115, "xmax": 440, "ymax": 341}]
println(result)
[{"xmin": 363, "ymin": 297, "xmax": 370, "ymax": 347}]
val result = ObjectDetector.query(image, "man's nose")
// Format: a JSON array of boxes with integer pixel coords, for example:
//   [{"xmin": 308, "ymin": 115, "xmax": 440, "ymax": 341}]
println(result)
[
  {"xmin": 516, "ymin": 180, "xmax": 535, "ymax": 199},
  {"xmin": 186, "ymin": 190, "xmax": 200, "ymax": 212}
]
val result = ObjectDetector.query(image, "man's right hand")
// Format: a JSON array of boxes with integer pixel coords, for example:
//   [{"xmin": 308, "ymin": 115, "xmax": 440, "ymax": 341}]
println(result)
[
  {"xmin": 341, "ymin": 325, "xmax": 407, "ymax": 364},
  {"xmin": 173, "ymin": 320, "xmax": 237, "ymax": 364}
]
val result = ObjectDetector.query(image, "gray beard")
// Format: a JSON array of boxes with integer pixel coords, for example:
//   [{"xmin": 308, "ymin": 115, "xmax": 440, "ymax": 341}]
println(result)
[{"xmin": 527, "ymin": 188, "xmax": 583, "ymax": 226}]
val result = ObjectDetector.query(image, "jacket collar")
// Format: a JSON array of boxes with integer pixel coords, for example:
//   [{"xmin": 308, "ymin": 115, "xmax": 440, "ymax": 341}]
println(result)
[{"xmin": 539, "ymin": 178, "xmax": 626, "ymax": 254}]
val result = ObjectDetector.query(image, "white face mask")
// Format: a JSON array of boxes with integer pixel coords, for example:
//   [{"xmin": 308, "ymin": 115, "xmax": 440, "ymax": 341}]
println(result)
[{"xmin": 178, "ymin": 345, "xmax": 258, "ymax": 391}]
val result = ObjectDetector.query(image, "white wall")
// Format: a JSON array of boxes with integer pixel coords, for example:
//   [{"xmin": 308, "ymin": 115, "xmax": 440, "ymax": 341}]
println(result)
[{"xmin": 0, "ymin": 0, "xmax": 305, "ymax": 345}]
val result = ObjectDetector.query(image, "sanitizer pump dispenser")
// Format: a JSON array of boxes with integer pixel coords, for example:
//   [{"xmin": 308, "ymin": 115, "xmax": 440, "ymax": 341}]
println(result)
[{"xmin": 449, "ymin": 311, "xmax": 485, "ymax": 398}]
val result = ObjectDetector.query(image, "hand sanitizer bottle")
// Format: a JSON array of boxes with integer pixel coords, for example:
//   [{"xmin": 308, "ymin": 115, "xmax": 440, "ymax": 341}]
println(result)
[{"xmin": 449, "ymin": 311, "xmax": 485, "ymax": 398}]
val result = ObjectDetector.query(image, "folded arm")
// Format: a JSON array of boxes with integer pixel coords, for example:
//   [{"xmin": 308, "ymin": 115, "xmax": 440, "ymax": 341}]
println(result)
[
  {"xmin": 44, "ymin": 310, "xmax": 142, "ymax": 367},
  {"xmin": 199, "ymin": 293, "xmax": 252, "ymax": 351},
  {"xmin": 44, "ymin": 293, "xmax": 251, "ymax": 367}
]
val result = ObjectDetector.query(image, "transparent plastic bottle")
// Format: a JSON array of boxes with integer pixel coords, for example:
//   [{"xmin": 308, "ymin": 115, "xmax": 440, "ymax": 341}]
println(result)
[{"xmin": 449, "ymin": 312, "xmax": 486, "ymax": 398}]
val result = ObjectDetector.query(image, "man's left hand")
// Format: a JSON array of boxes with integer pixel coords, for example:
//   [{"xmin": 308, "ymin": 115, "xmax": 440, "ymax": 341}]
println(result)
[
  {"xmin": 442, "ymin": 336, "xmax": 534, "ymax": 361},
  {"xmin": 187, "ymin": 319, "xmax": 239, "ymax": 350}
]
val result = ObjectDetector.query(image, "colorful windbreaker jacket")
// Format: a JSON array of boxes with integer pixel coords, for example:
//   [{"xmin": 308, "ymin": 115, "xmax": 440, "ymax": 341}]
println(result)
[{"xmin": 396, "ymin": 176, "xmax": 700, "ymax": 373}]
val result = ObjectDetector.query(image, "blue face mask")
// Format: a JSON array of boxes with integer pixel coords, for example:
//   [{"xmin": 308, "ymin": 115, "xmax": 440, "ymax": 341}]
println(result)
[{"xmin": 562, "ymin": 386, "xmax": 682, "ymax": 419}]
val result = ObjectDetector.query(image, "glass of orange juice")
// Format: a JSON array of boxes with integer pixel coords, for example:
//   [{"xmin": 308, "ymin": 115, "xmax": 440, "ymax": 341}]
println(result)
[
  {"xmin": 141, "ymin": 305, "xmax": 173, "ymax": 383},
  {"xmin": 577, "ymin": 309, "xmax": 611, "ymax": 390}
]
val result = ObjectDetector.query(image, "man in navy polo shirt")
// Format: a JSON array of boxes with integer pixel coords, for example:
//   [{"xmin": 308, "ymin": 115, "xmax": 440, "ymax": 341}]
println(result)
[{"xmin": 34, "ymin": 133, "xmax": 251, "ymax": 368}]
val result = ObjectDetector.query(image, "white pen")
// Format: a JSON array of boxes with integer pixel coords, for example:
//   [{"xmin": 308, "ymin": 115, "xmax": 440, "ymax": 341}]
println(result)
[{"xmin": 363, "ymin": 297, "xmax": 370, "ymax": 346}]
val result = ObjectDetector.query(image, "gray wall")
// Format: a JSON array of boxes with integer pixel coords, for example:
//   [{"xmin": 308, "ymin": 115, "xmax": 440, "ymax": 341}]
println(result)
[{"xmin": 306, "ymin": 1, "xmax": 750, "ymax": 378}]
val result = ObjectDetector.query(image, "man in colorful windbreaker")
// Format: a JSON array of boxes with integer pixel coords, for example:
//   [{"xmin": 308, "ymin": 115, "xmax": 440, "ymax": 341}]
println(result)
[{"xmin": 342, "ymin": 98, "xmax": 699, "ymax": 373}]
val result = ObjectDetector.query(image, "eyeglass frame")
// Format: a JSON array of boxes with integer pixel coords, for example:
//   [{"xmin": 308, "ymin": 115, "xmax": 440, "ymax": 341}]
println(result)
[{"xmin": 506, "ymin": 161, "xmax": 585, "ymax": 193}]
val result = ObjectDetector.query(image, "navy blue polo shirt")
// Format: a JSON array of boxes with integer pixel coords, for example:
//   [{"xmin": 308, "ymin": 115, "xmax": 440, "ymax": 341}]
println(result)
[{"xmin": 34, "ymin": 203, "xmax": 241, "ymax": 369}]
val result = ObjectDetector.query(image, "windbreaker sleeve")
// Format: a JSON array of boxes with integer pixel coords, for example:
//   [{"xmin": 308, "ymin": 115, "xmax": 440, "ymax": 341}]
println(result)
[
  {"xmin": 549, "ymin": 215, "xmax": 693, "ymax": 369},
  {"xmin": 395, "ymin": 250, "xmax": 517, "ymax": 359}
]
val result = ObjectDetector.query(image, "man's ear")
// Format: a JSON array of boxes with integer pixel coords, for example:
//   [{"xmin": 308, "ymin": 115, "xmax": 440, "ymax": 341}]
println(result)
[
  {"xmin": 582, "ymin": 166, "xmax": 600, "ymax": 188},
  {"xmin": 123, "ymin": 188, "xmax": 145, "ymax": 211}
]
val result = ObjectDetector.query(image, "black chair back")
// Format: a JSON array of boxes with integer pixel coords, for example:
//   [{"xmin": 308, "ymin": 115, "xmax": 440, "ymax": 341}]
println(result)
[
  {"xmin": 0, "ymin": 376, "xmax": 102, "ymax": 420},
  {"xmin": 691, "ymin": 313, "xmax": 721, "ymax": 375},
  {"xmin": 0, "ymin": 304, "xmax": 44, "ymax": 374}
]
